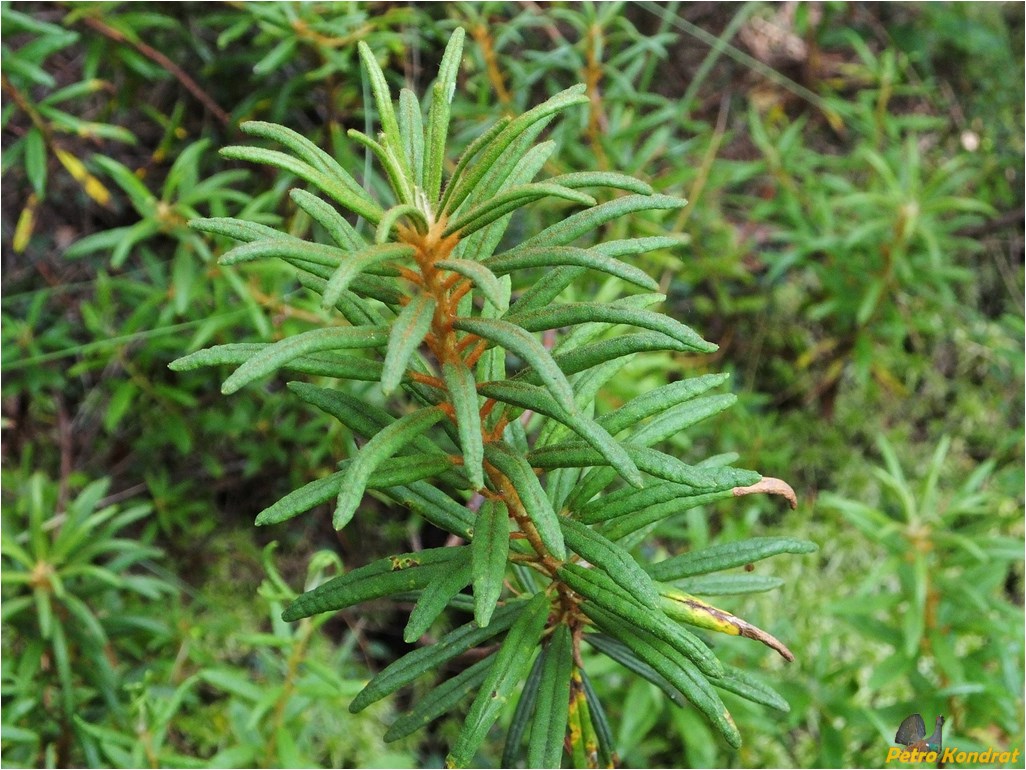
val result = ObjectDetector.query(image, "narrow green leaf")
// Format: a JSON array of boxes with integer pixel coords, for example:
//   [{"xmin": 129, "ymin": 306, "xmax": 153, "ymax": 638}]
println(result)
[
  {"xmin": 454, "ymin": 317, "xmax": 575, "ymax": 412},
  {"xmin": 510, "ymin": 193, "xmax": 687, "ymax": 252},
  {"xmin": 546, "ymin": 171, "xmax": 653, "ymax": 194},
  {"xmin": 714, "ymin": 665, "xmax": 790, "ymax": 712},
  {"xmin": 471, "ymin": 501, "xmax": 510, "ymax": 627},
  {"xmin": 334, "ymin": 406, "xmax": 447, "ymax": 529},
  {"xmin": 509, "ymin": 266, "xmax": 585, "ymax": 314},
  {"xmin": 170, "ymin": 343, "xmax": 377, "ymax": 381},
  {"xmin": 484, "ymin": 444, "xmax": 566, "ymax": 560},
  {"xmin": 447, "ymin": 593, "xmax": 549, "ymax": 767},
  {"xmin": 221, "ymin": 327, "xmax": 388, "ymax": 394},
  {"xmin": 290, "ymin": 188, "xmax": 365, "ymax": 250},
  {"xmin": 584, "ymin": 633, "xmax": 686, "ymax": 708},
  {"xmin": 600, "ymin": 490, "xmax": 736, "ymax": 542},
  {"xmin": 557, "ymin": 563, "xmax": 721, "ymax": 677},
  {"xmin": 649, "ymin": 537, "xmax": 818, "ymax": 582},
  {"xmin": 322, "ymin": 243, "xmax": 415, "ymax": 309},
  {"xmin": 477, "ymin": 380, "xmax": 642, "ymax": 488},
  {"xmin": 424, "ymin": 28, "xmax": 466, "ymax": 201},
  {"xmin": 439, "ymin": 115, "xmax": 511, "ymax": 209},
  {"xmin": 347, "ymin": 128, "xmax": 413, "ymax": 205},
  {"xmin": 219, "ymin": 237, "xmax": 346, "ymax": 268},
  {"xmin": 501, "ymin": 650, "xmax": 545, "ymax": 767},
  {"xmin": 527, "ymin": 624, "xmax": 573, "ymax": 769},
  {"xmin": 351, "ymin": 598, "xmax": 528, "ymax": 713},
  {"xmin": 189, "ymin": 216, "xmax": 284, "ymax": 243},
  {"xmin": 256, "ymin": 454, "xmax": 455, "ymax": 526},
  {"xmin": 382, "ymin": 295, "xmax": 436, "ymax": 394},
  {"xmin": 676, "ymin": 574, "xmax": 785, "ymax": 595},
  {"xmin": 398, "ymin": 88, "xmax": 425, "ymax": 189},
  {"xmin": 577, "ymin": 481, "xmax": 704, "ymax": 524},
  {"xmin": 516, "ymin": 332, "xmax": 699, "ymax": 387},
  {"xmin": 385, "ymin": 656, "xmax": 495, "ymax": 742},
  {"xmin": 444, "ymin": 183, "xmax": 596, "ymax": 238},
  {"xmin": 282, "ymin": 547, "xmax": 465, "ymax": 621},
  {"xmin": 443, "ymin": 85, "xmax": 589, "ymax": 214},
  {"xmin": 357, "ymin": 41, "xmax": 410, "ymax": 181},
  {"xmin": 443, "ymin": 360, "xmax": 484, "ymax": 489},
  {"xmin": 559, "ymin": 517, "xmax": 660, "ymax": 609},
  {"xmin": 239, "ymin": 121, "xmax": 369, "ymax": 204},
  {"xmin": 435, "ymin": 259, "xmax": 507, "ymax": 310},
  {"xmin": 530, "ymin": 443, "xmax": 759, "ymax": 491},
  {"xmin": 598, "ymin": 373, "xmax": 730, "ymax": 436},
  {"xmin": 220, "ymin": 145, "xmax": 384, "ymax": 223},
  {"xmin": 387, "ymin": 482, "xmax": 474, "ymax": 539},
  {"xmin": 584, "ymin": 603, "xmax": 740, "ymax": 748},
  {"xmin": 484, "ymin": 245, "xmax": 659, "ymax": 291},
  {"xmin": 507, "ymin": 302, "xmax": 715, "ymax": 353},
  {"xmin": 404, "ymin": 550, "xmax": 473, "ymax": 642},
  {"xmin": 579, "ymin": 667, "xmax": 616, "ymax": 768}
]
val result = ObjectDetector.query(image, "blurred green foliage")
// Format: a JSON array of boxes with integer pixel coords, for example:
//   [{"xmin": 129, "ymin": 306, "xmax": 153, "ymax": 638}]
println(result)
[{"xmin": 2, "ymin": 1, "xmax": 1022, "ymax": 767}]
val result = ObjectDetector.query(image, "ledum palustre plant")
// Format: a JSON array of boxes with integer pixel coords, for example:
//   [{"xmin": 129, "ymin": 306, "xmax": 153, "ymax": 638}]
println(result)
[{"xmin": 171, "ymin": 29, "xmax": 815, "ymax": 767}]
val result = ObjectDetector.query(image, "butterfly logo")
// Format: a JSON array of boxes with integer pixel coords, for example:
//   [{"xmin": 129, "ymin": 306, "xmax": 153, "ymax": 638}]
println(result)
[{"xmin": 895, "ymin": 713, "xmax": 945, "ymax": 753}]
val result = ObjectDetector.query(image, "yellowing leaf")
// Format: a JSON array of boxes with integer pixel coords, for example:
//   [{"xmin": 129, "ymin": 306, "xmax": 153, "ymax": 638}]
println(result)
[{"xmin": 55, "ymin": 150, "xmax": 111, "ymax": 206}]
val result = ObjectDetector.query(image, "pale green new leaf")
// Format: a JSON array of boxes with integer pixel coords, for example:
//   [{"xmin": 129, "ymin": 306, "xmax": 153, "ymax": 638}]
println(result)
[{"xmin": 424, "ymin": 27, "xmax": 466, "ymax": 202}]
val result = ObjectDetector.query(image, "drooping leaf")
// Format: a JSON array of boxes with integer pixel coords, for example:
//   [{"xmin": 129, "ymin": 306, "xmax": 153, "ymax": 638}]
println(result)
[
  {"xmin": 351, "ymin": 598, "xmax": 530, "ymax": 713},
  {"xmin": 454, "ymin": 317, "xmax": 576, "ymax": 412},
  {"xmin": 557, "ymin": 563, "xmax": 721, "ymax": 677},
  {"xmin": 471, "ymin": 501, "xmax": 510, "ymax": 627},
  {"xmin": 447, "ymin": 593, "xmax": 549, "ymax": 767},
  {"xmin": 559, "ymin": 517, "xmax": 660, "ymax": 609},
  {"xmin": 220, "ymin": 145, "xmax": 383, "ymax": 223},
  {"xmin": 384, "ymin": 656, "xmax": 494, "ymax": 742},
  {"xmin": 526, "ymin": 623, "xmax": 573, "ymax": 769}
]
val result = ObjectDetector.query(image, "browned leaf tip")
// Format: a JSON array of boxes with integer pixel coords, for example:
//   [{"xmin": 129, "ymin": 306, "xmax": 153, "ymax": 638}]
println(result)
[{"xmin": 733, "ymin": 477, "xmax": 798, "ymax": 509}]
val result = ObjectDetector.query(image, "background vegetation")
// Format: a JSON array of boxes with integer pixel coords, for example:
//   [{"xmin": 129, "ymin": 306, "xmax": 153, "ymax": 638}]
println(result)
[{"xmin": 2, "ymin": 2, "xmax": 1022, "ymax": 767}]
